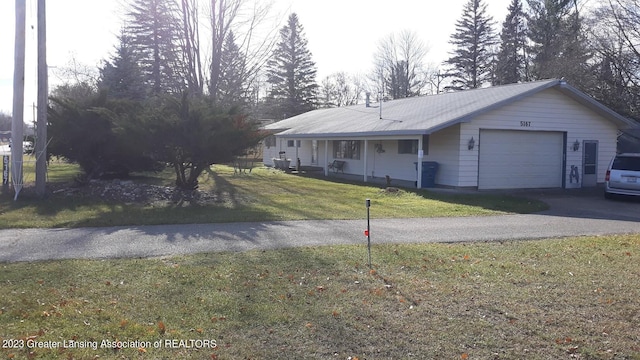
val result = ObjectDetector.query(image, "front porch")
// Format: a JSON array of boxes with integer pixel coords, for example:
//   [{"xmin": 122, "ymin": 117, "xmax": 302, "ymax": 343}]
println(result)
[{"xmin": 265, "ymin": 136, "xmax": 438, "ymax": 189}]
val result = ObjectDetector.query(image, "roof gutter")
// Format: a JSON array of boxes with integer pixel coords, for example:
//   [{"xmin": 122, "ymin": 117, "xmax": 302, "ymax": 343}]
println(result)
[{"xmin": 274, "ymin": 129, "xmax": 432, "ymax": 139}]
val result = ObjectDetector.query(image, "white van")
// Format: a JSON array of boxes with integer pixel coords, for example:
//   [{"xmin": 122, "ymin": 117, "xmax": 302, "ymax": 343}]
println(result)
[{"xmin": 605, "ymin": 153, "xmax": 640, "ymax": 199}]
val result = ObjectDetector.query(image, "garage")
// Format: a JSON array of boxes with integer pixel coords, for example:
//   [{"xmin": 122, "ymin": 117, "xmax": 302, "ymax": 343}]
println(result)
[{"xmin": 478, "ymin": 129, "xmax": 564, "ymax": 189}]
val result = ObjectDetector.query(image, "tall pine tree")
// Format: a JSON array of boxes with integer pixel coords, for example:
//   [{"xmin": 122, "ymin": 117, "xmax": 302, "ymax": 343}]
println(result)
[
  {"xmin": 445, "ymin": 0, "xmax": 497, "ymax": 90},
  {"xmin": 494, "ymin": 0, "xmax": 528, "ymax": 85},
  {"xmin": 217, "ymin": 31, "xmax": 247, "ymax": 107},
  {"xmin": 99, "ymin": 32, "xmax": 147, "ymax": 100},
  {"xmin": 526, "ymin": 0, "xmax": 592, "ymax": 88},
  {"xmin": 266, "ymin": 13, "xmax": 318, "ymax": 119},
  {"xmin": 125, "ymin": 0, "xmax": 184, "ymax": 95}
]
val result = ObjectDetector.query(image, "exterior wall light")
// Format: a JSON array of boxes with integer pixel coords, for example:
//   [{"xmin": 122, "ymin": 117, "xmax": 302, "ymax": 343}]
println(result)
[
  {"xmin": 468, "ymin": 136, "xmax": 475, "ymax": 150},
  {"xmin": 573, "ymin": 139, "xmax": 580, "ymax": 151}
]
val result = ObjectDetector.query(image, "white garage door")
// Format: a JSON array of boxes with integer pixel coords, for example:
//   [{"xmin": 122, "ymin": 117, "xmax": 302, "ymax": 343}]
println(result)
[{"xmin": 478, "ymin": 130, "xmax": 564, "ymax": 189}]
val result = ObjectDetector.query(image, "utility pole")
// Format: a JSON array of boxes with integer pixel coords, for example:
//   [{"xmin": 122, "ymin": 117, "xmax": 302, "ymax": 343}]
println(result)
[
  {"xmin": 11, "ymin": 0, "xmax": 26, "ymax": 201},
  {"xmin": 35, "ymin": 0, "xmax": 48, "ymax": 197}
]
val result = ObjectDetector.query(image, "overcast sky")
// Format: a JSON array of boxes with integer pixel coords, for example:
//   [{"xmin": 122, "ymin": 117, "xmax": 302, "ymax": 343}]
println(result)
[{"xmin": 0, "ymin": 0, "xmax": 513, "ymax": 117}]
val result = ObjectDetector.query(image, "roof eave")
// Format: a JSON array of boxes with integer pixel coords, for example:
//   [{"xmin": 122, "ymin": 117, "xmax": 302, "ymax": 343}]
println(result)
[{"xmin": 274, "ymin": 129, "xmax": 432, "ymax": 139}]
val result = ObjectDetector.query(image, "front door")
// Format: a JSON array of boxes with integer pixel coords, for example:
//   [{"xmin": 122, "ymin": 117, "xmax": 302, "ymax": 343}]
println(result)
[{"xmin": 582, "ymin": 140, "xmax": 598, "ymax": 187}]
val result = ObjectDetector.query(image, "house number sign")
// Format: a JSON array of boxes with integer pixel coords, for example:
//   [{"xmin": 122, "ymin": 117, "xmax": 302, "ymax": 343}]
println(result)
[{"xmin": 520, "ymin": 121, "xmax": 531, "ymax": 127}]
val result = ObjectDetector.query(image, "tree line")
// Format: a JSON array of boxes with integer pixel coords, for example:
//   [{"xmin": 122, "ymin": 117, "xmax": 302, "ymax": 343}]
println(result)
[
  {"xmin": 306, "ymin": 0, "xmax": 640, "ymax": 123},
  {"xmin": 437, "ymin": 0, "xmax": 640, "ymax": 122},
  {"xmin": 327, "ymin": 0, "xmax": 640, "ymax": 122},
  {"xmin": 47, "ymin": 0, "xmax": 640, "ymax": 190}
]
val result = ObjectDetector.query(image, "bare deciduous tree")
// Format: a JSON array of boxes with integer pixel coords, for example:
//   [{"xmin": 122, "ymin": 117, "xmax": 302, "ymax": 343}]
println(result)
[
  {"xmin": 319, "ymin": 72, "xmax": 366, "ymax": 107},
  {"xmin": 589, "ymin": 0, "xmax": 640, "ymax": 119},
  {"xmin": 205, "ymin": 0, "xmax": 278, "ymax": 103},
  {"xmin": 179, "ymin": 0, "xmax": 205, "ymax": 95},
  {"xmin": 372, "ymin": 30, "xmax": 431, "ymax": 99}
]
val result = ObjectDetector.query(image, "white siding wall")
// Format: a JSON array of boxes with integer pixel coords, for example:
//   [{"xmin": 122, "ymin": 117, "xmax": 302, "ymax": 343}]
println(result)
[
  {"xmin": 364, "ymin": 140, "xmax": 421, "ymax": 181},
  {"xmin": 426, "ymin": 124, "xmax": 462, "ymax": 187},
  {"xmin": 262, "ymin": 138, "xmax": 282, "ymax": 166},
  {"xmin": 459, "ymin": 88, "xmax": 619, "ymax": 188}
]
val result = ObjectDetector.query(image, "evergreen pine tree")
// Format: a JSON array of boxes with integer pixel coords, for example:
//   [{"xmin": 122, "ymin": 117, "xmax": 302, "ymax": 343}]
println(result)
[
  {"xmin": 99, "ymin": 33, "xmax": 147, "ymax": 100},
  {"xmin": 125, "ymin": 0, "xmax": 184, "ymax": 95},
  {"xmin": 444, "ymin": 0, "xmax": 498, "ymax": 90},
  {"xmin": 266, "ymin": 13, "xmax": 318, "ymax": 119},
  {"xmin": 494, "ymin": 0, "xmax": 528, "ymax": 85},
  {"xmin": 217, "ymin": 31, "xmax": 247, "ymax": 107},
  {"xmin": 526, "ymin": 0, "xmax": 592, "ymax": 88}
]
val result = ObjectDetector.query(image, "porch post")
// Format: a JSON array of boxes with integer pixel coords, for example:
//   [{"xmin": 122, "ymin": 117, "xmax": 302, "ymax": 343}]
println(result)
[
  {"xmin": 324, "ymin": 140, "xmax": 329, "ymax": 176},
  {"xmin": 295, "ymin": 139, "xmax": 299, "ymax": 171},
  {"xmin": 363, "ymin": 139, "xmax": 368, "ymax": 183},
  {"xmin": 417, "ymin": 136, "xmax": 423, "ymax": 189}
]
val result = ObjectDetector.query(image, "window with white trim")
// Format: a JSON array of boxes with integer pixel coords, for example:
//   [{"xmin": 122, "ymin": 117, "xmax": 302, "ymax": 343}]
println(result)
[
  {"xmin": 333, "ymin": 140, "xmax": 361, "ymax": 160},
  {"xmin": 398, "ymin": 135, "xmax": 429, "ymax": 155}
]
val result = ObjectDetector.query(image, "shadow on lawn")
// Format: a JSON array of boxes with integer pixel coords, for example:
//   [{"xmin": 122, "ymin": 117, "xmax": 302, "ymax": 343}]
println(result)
[
  {"xmin": 296, "ymin": 172, "xmax": 549, "ymax": 215},
  {"xmin": 421, "ymin": 190, "xmax": 549, "ymax": 214},
  {"xmin": 0, "ymin": 176, "xmax": 276, "ymax": 228}
]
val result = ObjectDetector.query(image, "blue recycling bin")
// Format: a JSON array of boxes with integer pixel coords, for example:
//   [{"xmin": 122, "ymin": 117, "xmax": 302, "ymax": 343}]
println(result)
[{"xmin": 414, "ymin": 161, "xmax": 438, "ymax": 188}]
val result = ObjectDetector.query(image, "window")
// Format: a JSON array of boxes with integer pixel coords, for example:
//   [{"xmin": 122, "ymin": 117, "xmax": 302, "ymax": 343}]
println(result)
[
  {"xmin": 287, "ymin": 140, "xmax": 301, "ymax": 148},
  {"xmin": 612, "ymin": 156, "xmax": 640, "ymax": 171},
  {"xmin": 398, "ymin": 135, "xmax": 429, "ymax": 155},
  {"xmin": 333, "ymin": 140, "xmax": 361, "ymax": 160},
  {"xmin": 398, "ymin": 140, "xmax": 419, "ymax": 154}
]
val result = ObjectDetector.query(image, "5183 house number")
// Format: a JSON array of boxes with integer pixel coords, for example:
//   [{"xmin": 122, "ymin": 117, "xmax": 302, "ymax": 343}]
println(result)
[{"xmin": 520, "ymin": 121, "xmax": 531, "ymax": 127}]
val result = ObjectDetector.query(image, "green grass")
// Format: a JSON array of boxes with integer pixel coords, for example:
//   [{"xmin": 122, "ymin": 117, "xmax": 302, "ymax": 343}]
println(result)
[
  {"xmin": 1, "ymin": 235, "xmax": 638, "ymax": 359},
  {"xmin": 0, "ymin": 163, "xmax": 547, "ymax": 229}
]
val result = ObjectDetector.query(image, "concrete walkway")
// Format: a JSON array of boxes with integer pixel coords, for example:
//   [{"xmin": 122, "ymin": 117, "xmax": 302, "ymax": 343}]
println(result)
[{"xmin": 1, "ymin": 211, "xmax": 640, "ymax": 262}]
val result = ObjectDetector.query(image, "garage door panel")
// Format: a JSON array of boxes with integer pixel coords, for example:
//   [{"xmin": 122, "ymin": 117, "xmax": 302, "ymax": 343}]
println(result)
[{"xmin": 479, "ymin": 130, "xmax": 563, "ymax": 189}]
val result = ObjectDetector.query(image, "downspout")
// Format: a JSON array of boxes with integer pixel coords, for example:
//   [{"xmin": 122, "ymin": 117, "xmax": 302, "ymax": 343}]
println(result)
[{"xmin": 295, "ymin": 139, "xmax": 299, "ymax": 171}]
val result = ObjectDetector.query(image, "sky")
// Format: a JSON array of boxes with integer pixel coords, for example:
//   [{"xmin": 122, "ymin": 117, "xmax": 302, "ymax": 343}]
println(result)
[{"xmin": 0, "ymin": 0, "xmax": 513, "ymax": 117}]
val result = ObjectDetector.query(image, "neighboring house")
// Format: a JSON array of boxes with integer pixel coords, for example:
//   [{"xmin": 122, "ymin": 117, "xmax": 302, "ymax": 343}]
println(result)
[{"xmin": 263, "ymin": 79, "xmax": 639, "ymax": 190}]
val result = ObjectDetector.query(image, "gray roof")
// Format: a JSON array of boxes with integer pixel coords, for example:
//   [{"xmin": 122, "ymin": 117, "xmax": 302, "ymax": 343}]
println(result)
[{"xmin": 265, "ymin": 79, "xmax": 638, "ymax": 138}]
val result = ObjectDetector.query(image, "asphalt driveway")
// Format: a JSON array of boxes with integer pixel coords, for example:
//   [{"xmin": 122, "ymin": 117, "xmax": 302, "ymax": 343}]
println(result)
[
  {"xmin": 506, "ymin": 185, "xmax": 640, "ymax": 221},
  {"xmin": 0, "ymin": 186, "xmax": 638, "ymax": 263}
]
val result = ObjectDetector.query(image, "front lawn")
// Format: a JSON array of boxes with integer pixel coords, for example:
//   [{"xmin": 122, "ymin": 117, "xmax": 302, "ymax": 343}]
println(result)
[
  {"xmin": 1, "ymin": 235, "xmax": 638, "ymax": 359},
  {"xmin": 0, "ymin": 164, "xmax": 547, "ymax": 229}
]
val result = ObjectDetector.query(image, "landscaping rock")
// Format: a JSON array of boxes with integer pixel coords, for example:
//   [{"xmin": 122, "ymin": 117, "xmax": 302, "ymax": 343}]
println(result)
[{"xmin": 46, "ymin": 179, "xmax": 233, "ymax": 206}]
